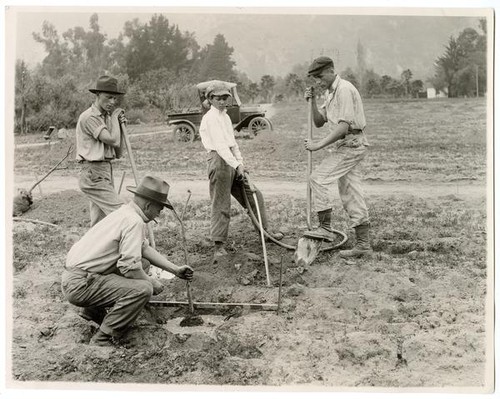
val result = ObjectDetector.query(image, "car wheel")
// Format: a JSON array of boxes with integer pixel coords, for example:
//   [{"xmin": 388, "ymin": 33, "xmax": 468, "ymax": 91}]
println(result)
[
  {"xmin": 249, "ymin": 117, "xmax": 271, "ymax": 135},
  {"xmin": 174, "ymin": 123, "xmax": 196, "ymax": 143}
]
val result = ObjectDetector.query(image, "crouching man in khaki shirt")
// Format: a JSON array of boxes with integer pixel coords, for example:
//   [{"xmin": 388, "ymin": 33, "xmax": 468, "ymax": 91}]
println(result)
[{"xmin": 62, "ymin": 176, "xmax": 194, "ymax": 346}]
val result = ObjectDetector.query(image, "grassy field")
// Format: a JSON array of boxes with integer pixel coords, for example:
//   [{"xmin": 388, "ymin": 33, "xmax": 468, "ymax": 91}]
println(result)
[
  {"xmin": 9, "ymin": 97, "xmax": 492, "ymax": 390},
  {"xmin": 13, "ymin": 97, "xmax": 487, "ymax": 183}
]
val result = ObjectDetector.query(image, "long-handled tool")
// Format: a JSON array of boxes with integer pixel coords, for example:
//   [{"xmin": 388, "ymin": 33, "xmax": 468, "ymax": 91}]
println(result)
[
  {"xmin": 13, "ymin": 145, "xmax": 74, "ymax": 216},
  {"xmin": 295, "ymin": 90, "xmax": 326, "ymax": 268},
  {"xmin": 245, "ymin": 175, "xmax": 271, "ymax": 287},
  {"xmin": 121, "ymin": 121, "xmax": 158, "ymax": 278},
  {"xmin": 306, "ymin": 92, "xmax": 313, "ymax": 230},
  {"xmin": 172, "ymin": 190, "xmax": 204, "ymax": 327}
]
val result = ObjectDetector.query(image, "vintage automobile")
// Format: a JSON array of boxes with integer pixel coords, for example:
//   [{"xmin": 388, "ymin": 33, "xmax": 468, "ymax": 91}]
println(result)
[{"xmin": 167, "ymin": 80, "xmax": 273, "ymax": 142}]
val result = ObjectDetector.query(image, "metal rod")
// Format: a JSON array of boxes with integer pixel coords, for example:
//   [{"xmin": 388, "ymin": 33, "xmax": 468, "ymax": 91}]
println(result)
[
  {"xmin": 277, "ymin": 255, "xmax": 283, "ymax": 314},
  {"xmin": 178, "ymin": 190, "xmax": 194, "ymax": 314},
  {"xmin": 306, "ymin": 95, "xmax": 313, "ymax": 229},
  {"xmin": 252, "ymin": 191, "xmax": 271, "ymax": 287},
  {"xmin": 148, "ymin": 300, "xmax": 278, "ymax": 311}
]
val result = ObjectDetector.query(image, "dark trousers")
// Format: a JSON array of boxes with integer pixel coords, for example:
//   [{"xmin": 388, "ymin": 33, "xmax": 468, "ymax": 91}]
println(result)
[{"xmin": 208, "ymin": 152, "xmax": 269, "ymax": 243}]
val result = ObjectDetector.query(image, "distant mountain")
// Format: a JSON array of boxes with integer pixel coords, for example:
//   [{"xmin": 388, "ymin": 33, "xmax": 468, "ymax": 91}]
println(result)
[{"xmin": 168, "ymin": 13, "xmax": 482, "ymax": 81}]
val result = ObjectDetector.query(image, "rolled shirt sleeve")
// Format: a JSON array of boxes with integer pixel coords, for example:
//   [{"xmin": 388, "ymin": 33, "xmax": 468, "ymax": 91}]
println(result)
[{"xmin": 117, "ymin": 219, "xmax": 147, "ymax": 275}]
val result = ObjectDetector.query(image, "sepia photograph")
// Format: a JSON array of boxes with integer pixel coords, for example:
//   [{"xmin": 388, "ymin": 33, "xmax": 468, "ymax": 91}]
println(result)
[{"xmin": 2, "ymin": 2, "xmax": 496, "ymax": 398}]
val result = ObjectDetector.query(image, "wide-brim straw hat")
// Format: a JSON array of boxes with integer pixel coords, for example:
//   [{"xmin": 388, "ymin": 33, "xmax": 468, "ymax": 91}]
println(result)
[{"xmin": 127, "ymin": 176, "xmax": 173, "ymax": 210}]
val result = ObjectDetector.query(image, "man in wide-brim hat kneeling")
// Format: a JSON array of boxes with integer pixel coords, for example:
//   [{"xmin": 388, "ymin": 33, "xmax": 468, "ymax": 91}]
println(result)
[
  {"xmin": 62, "ymin": 176, "xmax": 194, "ymax": 346},
  {"xmin": 76, "ymin": 75, "xmax": 128, "ymax": 227}
]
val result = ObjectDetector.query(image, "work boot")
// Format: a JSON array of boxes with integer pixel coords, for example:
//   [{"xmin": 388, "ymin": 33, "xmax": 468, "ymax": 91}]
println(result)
[
  {"xmin": 90, "ymin": 329, "xmax": 115, "ymax": 347},
  {"xmin": 339, "ymin": 223, "xmax": 373, "ymax": 258},
  {"xmin": 78, "ymin": 307, "xmax": 107, "ymax": 326},
  {"xmin": 303, "ymin": 209, "xmax": 335, "ymax": 242},
  {"xmin": 213, "ymin": 242, "xmax": 228, "ymax": 261}
]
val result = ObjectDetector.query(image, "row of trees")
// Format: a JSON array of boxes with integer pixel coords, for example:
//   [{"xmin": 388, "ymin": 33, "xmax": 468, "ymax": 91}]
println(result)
[
  {"xmin": 431, "ymin": 19, "xmax": 487, "ymax": 97},
  {"xmin": 14, "ymin": 14, "xmax": 487, "ymax": 134}
]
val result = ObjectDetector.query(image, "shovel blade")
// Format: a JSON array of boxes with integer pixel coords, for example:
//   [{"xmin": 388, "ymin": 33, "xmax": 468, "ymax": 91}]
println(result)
[{"xmin": 294, "ymin": 237, "xmax": 322, "ymax": 268}]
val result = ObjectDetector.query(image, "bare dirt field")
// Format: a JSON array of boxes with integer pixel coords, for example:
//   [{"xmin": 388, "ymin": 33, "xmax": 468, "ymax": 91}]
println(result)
[{"xmin": 8, "ymin": 98, "xmax": 493, "ymax": 392}]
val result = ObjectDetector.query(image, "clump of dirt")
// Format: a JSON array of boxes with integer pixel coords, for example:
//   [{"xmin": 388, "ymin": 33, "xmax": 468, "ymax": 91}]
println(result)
[{"xmin": 10, "ymin": 188, "xmax": 489, "ymax": 389}]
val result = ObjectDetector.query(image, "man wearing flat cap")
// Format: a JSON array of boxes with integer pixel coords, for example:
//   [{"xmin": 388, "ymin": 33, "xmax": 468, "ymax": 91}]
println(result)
[
  {"xmin": 62, "ymin": 175, "xmax": 194, "ymax": 346},
  {"xmin": 199, "ymin": 82, "xmax": 283, "ymax": 260},
  {"xmin": 303, "ymin": 56, "xmax": 373, "ymax": 258},
  {"xmin": 76, "ymin": 75, "xmax": 128, "ymax": 227}
]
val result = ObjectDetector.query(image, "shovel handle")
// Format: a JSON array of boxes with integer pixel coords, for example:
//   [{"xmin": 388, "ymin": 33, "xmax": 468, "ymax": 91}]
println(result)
[
  {"xmin": 121, "ymin": 122, "xmax": 156, "ymax": 249},
  {"xmin": 306, "ymin": 97, "xmax": 313, "ymax": 229}
]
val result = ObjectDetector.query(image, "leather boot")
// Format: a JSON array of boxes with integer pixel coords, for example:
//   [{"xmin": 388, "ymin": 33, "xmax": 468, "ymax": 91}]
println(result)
[
  {"xmin": 303, "ymin": 209, "xmax": 335, "ymax": 241},
  {"xmin": 339, "ymin": 223, "xmax": 373, "ymax": 258}
]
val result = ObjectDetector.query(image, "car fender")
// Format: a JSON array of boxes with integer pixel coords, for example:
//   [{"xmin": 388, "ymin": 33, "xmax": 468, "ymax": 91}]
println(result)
[
  {"xmin": 168, "ymin": 119, "xmax": 198, "ymax": 132},
  {"xmin": 234, "ymin": 113, "xmax": 269, "ymax": 131}
]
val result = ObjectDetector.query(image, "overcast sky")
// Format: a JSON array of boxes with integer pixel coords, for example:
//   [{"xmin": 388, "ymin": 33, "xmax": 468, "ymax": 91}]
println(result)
[{"xmin": 5, "ymin": 6, "xmax": 493, "ymax": 82}]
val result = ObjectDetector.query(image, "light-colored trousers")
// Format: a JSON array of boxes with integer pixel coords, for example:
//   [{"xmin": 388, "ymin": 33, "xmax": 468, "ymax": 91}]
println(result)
[
  {"xmin": 208, "ymin": 152, "xmax": 269, "ymax": 243},
  {"xmin": 310, "ymin": 145, "xmax": 370, "ymax": 228},
  {"xmin": 62, "ymin": 267, "xmax": 153, "ymax": 337},
  {"xmin": 78, "ymin": 161, "xmax": 124, "ymax": 227}
]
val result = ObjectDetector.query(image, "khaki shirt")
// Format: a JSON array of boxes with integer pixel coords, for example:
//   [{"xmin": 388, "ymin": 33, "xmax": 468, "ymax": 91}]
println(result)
[
  {"xmin": 66, "ymin": 202, "xmax": 150, "ymax": 275},
  {"xmin": 75, "ymin": 104, "xmax": 117, "ymax": 162},
  {"xmin": 321, "ymin": 75, "xmax": 369, "ymax": 148}
]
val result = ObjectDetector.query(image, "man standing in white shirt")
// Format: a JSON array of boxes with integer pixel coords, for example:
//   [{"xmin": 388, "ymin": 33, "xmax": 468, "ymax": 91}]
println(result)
[{"xmin": 199, "ymin": 82, "xmax": 282, "ymax": 260}]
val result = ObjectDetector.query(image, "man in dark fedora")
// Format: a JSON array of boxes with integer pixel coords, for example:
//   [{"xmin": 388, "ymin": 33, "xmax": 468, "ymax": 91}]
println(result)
[
  {"xmin": 76, "ymin": 75, "xmax": 128, "ymax": 227},
  {"xmin": 62, "ymin": 175, "xmax": 194, "ymax": 346}
]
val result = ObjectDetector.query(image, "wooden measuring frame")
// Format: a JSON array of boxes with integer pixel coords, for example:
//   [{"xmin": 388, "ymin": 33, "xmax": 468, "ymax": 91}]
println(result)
[{"xmin": 148, "ymin": 255, "xmax": 284, "ymax": 313}]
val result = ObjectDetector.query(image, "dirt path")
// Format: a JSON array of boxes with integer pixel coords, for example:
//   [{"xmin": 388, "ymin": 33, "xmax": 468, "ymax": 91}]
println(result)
[{"xmin": 12, "ymin": 173, "xmax": 486, "ymax": 204}]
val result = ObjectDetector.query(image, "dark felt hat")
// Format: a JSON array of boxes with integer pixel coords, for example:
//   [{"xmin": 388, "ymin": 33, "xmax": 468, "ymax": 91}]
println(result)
[
  {"xmin": 307, "ymin": 56, "xmax": 335, "ymax": 77},
  {"xmin": 127, "ymin": 176, "xmax": 173, "ymax": 210},
  {"xmin": 89, "ymin": 75, "xmax": 125, "ymax": 95}
]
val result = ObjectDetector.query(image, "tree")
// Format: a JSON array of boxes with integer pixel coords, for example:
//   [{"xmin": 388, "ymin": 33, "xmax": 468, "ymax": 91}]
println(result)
[
  {"xmin": 401, "ymin": 69, "xmax": 413, "ymax": 97},
  {"xmin": 32, "ymin": 21, "xmax": 72, "ymax": 78},
  {"xmin": 410, "ymin": 79, "xmax": 424, "ymax": 98},
  {"xmin": 433, "ymin": 22, "xmax": 487, "ymax": 97},
  {"xmin": 356, "ymin": 39, "xmax": 368, "ymax": 88},
  {"xmin": 247, "ymin": 82, "xmax": 260, "ymax": 103},
  {"xmin": 260, "ymin": 75, "xmax": 275, "ymax": 103},
  {"xmin": 285, "ymin": 73, "xmax": 305, "ymax": 98},
  {"xmin": 197, "ymin": 34, "xmax": 236, "ymax": 82},
  {"xmin": 361, "ymin": 69, "xmax": 381, "ymax": 97},
  {"xmin": 121, "ymin": 14, "xmax": 196, "ymax": 81},
  {"xmin": 341, "ymin": 67, "xmax": 359, "ymax": 89},
  {"xmin": 15, "ymin": 60, "xmax": 32, "ymax": 134}
]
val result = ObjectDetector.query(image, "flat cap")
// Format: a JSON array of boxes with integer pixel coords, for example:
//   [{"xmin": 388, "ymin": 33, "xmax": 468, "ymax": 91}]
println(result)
[
  {"xmin": 206, "ymin": 82, "xmax": 232, "ymax": 98},
  {"xmin": 307, "ymin": 56, "xmax": 334, "ymax": 77}
]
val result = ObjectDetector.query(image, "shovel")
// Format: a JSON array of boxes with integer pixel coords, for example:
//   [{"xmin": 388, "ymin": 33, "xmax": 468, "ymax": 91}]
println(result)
[
  {"xmin": 244, "ymin": 174, "xmax": 271, "ymax": 287},
  {"xmin": 294, "ymin": 90, "xmax": 324, "ymax": 268}
]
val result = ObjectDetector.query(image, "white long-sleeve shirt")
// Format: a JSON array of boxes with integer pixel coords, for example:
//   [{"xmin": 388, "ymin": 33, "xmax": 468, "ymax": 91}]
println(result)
[{"xmin": 199, "ymin": 107, "xmax": 243, "ymax": 169}]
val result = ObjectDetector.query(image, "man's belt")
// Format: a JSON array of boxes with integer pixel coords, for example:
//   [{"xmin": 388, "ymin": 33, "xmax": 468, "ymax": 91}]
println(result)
[
  {"xmin": 348, "ymin": 129, "xmax": 363, "ymax": 135},
  {"xmin": 77, "ymin": 159, "xmax": 113, "ymax": 163},
  {"xmin": 64, "ymin": 266, "xmax": 89, "ymax": 276}
]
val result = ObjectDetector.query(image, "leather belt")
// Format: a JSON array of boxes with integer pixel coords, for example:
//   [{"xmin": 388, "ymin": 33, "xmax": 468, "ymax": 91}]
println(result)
[
  {"xmin": 349, "ymin": 129, "xmax": 363, "ymax": 135},
  {"xmin": 64, "ymin": 266, "xmax": 89, "ymax": 276},
  {"xmin": 77, "ymin": 159, "xmax": 112, "ymax": 163}
]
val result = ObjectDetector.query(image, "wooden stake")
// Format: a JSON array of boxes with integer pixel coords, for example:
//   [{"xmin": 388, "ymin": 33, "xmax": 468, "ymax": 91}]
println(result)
[{"xmin": 148, "ymin": 300, "xmax": 278, "ymax": 311}]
